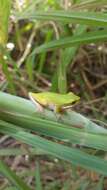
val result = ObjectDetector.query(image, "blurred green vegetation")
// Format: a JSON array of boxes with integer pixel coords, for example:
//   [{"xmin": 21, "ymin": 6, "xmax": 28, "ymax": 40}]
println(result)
[{"xmin": 0, "ymin": 0, "xmax": 107, "ymax": 189}]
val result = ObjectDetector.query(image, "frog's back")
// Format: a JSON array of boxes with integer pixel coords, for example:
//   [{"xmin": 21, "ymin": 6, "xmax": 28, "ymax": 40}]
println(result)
[{"xmin": 37, "ymin": 92, "xmax": 79, "ymax": 106}]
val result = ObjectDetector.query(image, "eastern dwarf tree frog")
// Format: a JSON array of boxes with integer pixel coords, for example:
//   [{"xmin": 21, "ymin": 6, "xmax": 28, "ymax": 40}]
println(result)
[{"xmin": 29, "ymin": 91, "xmax": 80, "ymax": 113}]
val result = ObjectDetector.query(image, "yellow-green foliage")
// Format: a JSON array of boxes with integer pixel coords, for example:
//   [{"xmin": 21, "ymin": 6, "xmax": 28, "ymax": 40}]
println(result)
[{"xmin": 0, "ymin": 0, "xmax": 11, "ymax": 45}]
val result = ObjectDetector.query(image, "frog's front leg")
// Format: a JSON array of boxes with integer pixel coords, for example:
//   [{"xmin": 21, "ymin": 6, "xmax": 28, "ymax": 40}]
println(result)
[{"xmin": 52, "ymin": 105, "xmax": 64, "ymax": 122}]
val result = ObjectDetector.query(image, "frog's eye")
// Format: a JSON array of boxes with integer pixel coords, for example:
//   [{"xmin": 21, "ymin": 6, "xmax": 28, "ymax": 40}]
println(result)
[{"xmin": 70, "ymin": 100, "xmax": 78, "ymax": 105}]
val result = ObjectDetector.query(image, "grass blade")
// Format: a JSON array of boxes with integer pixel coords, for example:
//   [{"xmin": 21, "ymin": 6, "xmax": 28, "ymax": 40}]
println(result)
[
  {"xmin": 0, "ymin": 92, "xmax": 107, "ymax": 151},
  {"xmin": 31, "ymin": 30, "xmax": 107, "ymax": 54},
  {"xmin": 0, "ymin": 120, "xmax": 107, "ymax": 176},
  {"xmin": 0, "ymin": 148, "xmax": 45, "ymax": 156},
  {"xmin": 0, "ymin": 0, "xmax": 11, "ymax": 45},
  {"xmin": 35, "ymin": 162, "xmax": 43, "ymax": 190},
  {"xmin": 57, "ymin": 25, "xmax": 86, "ymax": 93},
  {"xmin": 0, "ymin": 160, "xmax": 31, "ymax": 190},
  {"xmin": 16, "ymin": 11, "xmax": 107, "ymax": 27}
]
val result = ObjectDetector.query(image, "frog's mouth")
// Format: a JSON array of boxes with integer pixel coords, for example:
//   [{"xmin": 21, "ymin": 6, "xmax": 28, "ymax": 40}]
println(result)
[{"xmin": 62, "ymin": 100, "xmax": 79, "ymax": 110}]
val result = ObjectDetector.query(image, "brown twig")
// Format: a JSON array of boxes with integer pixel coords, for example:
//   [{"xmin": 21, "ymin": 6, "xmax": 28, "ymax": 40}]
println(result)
[
  {"xmin": 92, "ymin": 79, "xmax": 107, "ymax": 90},
  {"xmin": 80, "ymin": 68, "xmax": 95, "ymax": 98}
]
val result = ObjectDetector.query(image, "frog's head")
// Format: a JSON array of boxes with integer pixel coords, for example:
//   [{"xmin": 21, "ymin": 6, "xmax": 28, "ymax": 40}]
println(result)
[{"xmin": 68, "ymin": 92, "xmax": 80, "ymax": 102}]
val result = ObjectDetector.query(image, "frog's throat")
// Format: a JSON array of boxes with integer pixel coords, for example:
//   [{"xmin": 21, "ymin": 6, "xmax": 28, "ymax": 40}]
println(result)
[{"xmin": 29, "ymin": 92, "xmax": 43, "ymax": 112}]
